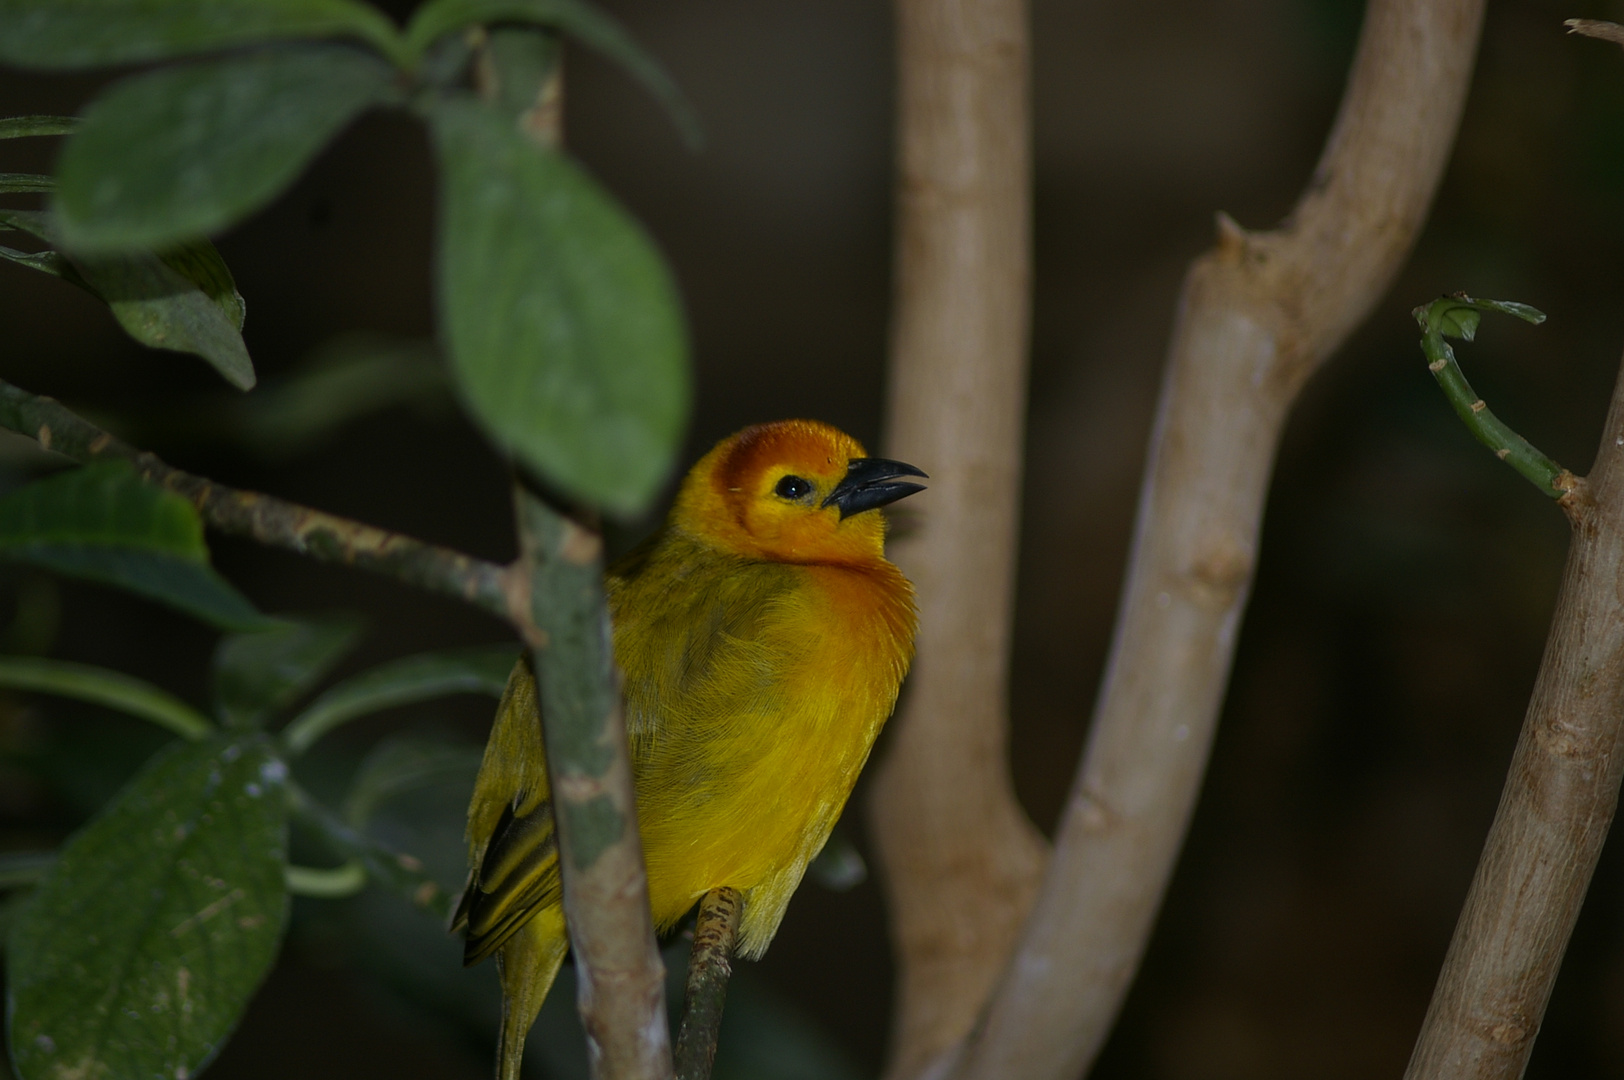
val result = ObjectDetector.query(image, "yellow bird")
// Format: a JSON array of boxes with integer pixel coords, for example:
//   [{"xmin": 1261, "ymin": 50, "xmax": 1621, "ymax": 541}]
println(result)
[{"xmin": 454, "ymin": 419, "xmax": 925, "ymax": 1077}]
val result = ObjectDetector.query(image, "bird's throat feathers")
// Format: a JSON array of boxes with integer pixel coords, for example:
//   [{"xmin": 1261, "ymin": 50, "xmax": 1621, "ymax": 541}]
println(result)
[{"xmin": 671, "ymin": 419, "xmax": 891, "ymax": 566}]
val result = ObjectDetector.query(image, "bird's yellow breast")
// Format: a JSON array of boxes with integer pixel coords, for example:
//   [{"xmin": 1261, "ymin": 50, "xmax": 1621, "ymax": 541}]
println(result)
[{"xmin": 608, "ymin": 529, "xmax": 915, "ymax": 956}]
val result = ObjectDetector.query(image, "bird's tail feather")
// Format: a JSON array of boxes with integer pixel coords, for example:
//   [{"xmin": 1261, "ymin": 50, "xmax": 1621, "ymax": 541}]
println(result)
[{"xmin": 494, "ymin": 906, "xmax": 568, "ymax": 1080}]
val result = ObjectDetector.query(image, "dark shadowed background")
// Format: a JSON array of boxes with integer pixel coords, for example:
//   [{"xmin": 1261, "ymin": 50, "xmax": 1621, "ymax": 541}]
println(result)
[{"xmin": 5, "ymin": 0, "xmax": 1624, "ymax": 1076}]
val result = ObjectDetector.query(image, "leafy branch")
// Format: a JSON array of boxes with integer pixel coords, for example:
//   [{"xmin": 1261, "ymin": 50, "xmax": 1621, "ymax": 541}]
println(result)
[
  {"xmin": 1413, "ymin": 294, "xmax": 1575, "ymax": 498},
  {"xmin": 0, "ymin": 378, "xmax": 513, "ymax": 620}
]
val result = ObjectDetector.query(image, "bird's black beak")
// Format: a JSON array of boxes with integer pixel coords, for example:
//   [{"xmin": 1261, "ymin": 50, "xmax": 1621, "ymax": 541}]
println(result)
[{"xmin": 823, "ymin": 458, "xmax": 929, "ymax": 520}]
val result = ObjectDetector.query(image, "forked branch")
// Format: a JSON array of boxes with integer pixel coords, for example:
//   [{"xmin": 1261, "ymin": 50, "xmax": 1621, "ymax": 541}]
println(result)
[{"xmin": 937, "ymin": 1, "xmax": 1487, "ymax": 1077}]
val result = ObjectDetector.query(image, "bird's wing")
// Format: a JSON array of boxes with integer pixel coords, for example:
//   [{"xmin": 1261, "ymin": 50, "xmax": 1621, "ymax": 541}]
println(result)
[{"xmin": 454, "ymin": 656, "xmax": 562, "ymax": 966}]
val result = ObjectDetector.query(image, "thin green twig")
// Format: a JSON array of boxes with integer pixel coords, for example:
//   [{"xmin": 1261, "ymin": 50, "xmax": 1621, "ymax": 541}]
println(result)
[
  {"xmin": 1413, "ymin": 294, "xmax": 1569, "ymax": 498},
  {"xmin": 285, "ymin": 861, "xmax": 367, "ymax": 898},
  {"xmin": 0, "ymin": 656, "xmax": 213, "ymax": 740},
  {"xmin": 286, "ymin": 780, "xmax": 451, "ymax": 919}
]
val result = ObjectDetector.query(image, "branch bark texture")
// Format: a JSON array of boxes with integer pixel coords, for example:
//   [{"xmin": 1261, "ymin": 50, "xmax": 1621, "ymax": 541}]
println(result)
[
  {"xmin": 512, "ymin": 490, "xmax": 671, "ymax": 1080},
  {"xmin": 1403, "ymin": 355, "xmax": 1624, "ymax": 1077},
  {"xmin": 0, "ymin": 380, "xmax": 510, "ymax": 619},
  {"xmin": 871, "ymin": 0, "xmax": 1048, "ymax": 1076},
  {"xmin": 945, "ymin": 1, "xmax": 1485, "ymax": 1077}
]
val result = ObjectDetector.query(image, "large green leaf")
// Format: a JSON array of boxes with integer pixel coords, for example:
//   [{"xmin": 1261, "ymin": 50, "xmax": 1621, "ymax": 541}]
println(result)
[
  {"xmin": 430, "ymin": 95, "xmax": 690, "ymax": 515},
  {"xmin": 282, "ymin": 643, "xmax": 515, "ymax": 754},
  {"xmin": 213, "ymin": 616, "xmax": 364, "ymax": 729},
  {"xmin": 0, "ymin": 463, "xmax": 271, "ymax": 630},
  {"xmin": 404, "ymin": 0, "xmax": 700, "ymax": 146},
  {"xmin": 6, "ymin": 735, "xmax": 289, "ymax": 1080},
  {"xmin": 56, "ymin": 46, "xmax": 398, "ymax": 253},
  {"xmin": 0, "ymin": 0, "xmax": 406, "ymax": 70},
  {"xmin": 0, "ymin": 209, "xmax": 254, "ymax": 388}
]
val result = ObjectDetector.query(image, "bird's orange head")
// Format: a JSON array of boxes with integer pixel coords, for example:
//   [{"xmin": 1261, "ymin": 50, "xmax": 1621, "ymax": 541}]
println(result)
[{"xmin": 670, "ymin": 420, "xmax": 927, "ymax": 565}]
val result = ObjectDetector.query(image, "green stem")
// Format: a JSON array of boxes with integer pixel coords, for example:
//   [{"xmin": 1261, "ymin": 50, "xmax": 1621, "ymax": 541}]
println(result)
[
  {"xmin": 0, "ymin": 173, "xmax": 52, "ymax": 193},
  {"xmin": 0, "ymin": 378, "xmax": 513, "ymax": 620},
  {"xmin": 286, "ymin": 780, "xmax": 451, "ymax": 918},
  {"xmin": 1413, "ymin": 294, "xmax": 1567, "ymax": 497},
  {"xmin": 0, "ymin": 656, "xmax": 212, "ymax": 740},
  {"xmin": 0, "ymin": 117, "xmax": 78, "ymax": 140},
  {"xmin": 280, "ymin": 644, "xmax": 513, "ymax": 757},
  {"xmin": 285, "ymin": 861, "xmax": 367, "ymax": 898}
]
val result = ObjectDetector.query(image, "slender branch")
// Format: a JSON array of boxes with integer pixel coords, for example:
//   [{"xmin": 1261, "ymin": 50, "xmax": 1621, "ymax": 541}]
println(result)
[
  {"xmin": 1401, "ymin": 344, "xmax": 1624, "ymax": 1077},
  {"xmin": 1567, "ymin": 18, "xmax": 1624, "ymax": 48},
  {"xmin": 942, "ymin": 1, "xmax": 1486, "ymax": 1077},
  {"xmin": 673, "ymin": 887, "xmax": 741, "ymax": 1080},
  {"xmin": 286, "ymin": 781, "xmax": 451, "ymax": 918},
  {"xmin": 0, "ymin": 379, "xmax": 511, "ymax": 620},
  {"xmin": 512, "ymin": 487, "xmax": 671, "ymax": 1080},
  {"xmin": 1415, "ymin": 294, "xmax": 1569, "ymax": 496},
  {"xmin": 869, "ymin": 0, "xmax": 1047, "ymax": 1074}
]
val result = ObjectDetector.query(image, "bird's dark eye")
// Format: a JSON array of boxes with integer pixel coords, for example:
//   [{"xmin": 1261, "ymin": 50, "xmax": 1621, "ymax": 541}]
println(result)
[{"xmin": 774, "ymin": 475, "xmax": 813, "ymax": 501}]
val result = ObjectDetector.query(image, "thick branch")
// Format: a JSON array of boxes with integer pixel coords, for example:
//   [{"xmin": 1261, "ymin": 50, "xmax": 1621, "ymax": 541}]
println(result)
[
  {"xmin": 870, "ymin": 0, "xmax": 1047, "ymax": 1075},
  {"xmin": 1402, "ymin": 365, "xmax": 1624, "ymax": 1075},
  {"xmin": 0, "ymin": 380, "xmax": 511, "ymax": 620},
  {"xmin": 945, "ymin": 1, "xmax": 1485, "ymax": 1078},
  {"xmin": 512, "ymin": 489, "xmax": 671, "ymax": 1080},
  {"xmin": 673, "ymin": 886, "xmax": 741, "ymax": 1080}
]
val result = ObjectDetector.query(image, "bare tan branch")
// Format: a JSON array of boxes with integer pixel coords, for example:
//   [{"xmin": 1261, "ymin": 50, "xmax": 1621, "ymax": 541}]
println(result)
[
  {"xmin": 1566, "ymin": 18, "xmax": 1624, "ymax": 48},
  {"xmin": 936, "ymin": 1, "xmax": 1486, "ymax": 1077},
  {"xmin": 1402, "ymin": 354, "xmax": 1624, "ymax": 1076},
  {"xmin": 870, "ymin": 0, "xmax": 1048, "ymax": 1075}
]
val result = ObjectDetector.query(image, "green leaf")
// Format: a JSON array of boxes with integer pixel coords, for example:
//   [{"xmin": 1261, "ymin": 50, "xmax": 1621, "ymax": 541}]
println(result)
[
  {"xmin": 161, "ymin": 242, "xmax": 248, "ymax": 332},
  {"xmin": 0, "ymin": 462, "xmax": 271, "ymax": 630},
  {"xmin": 405, "ymin": 0, "xmax": 700, "ymax": 147},
  {"xmin": 55, "ymin": 46, "xmax": 397, "ymax": 253},
  {"xmin": 341, "ymin": 734, "xmax": 483, "ymax": 827},
  {"xmin": 0, "ymin": 115, "xmax": 79, "ymax": 139},
  {"xmin": 213, "ymin": 616, "xmax": 364, "ymax": 729},
  {"xmin": 0, "ymin": 656, "xmax": 213, "ymax": 740},
  {"xmin": 6, "ymin": 735, "xmax": 288, "ymax": 1080},
  {"xmin": 282, "ymin": 644, "xmax": 515, "ymax": 755},
  {"xmin": 0, "ymin": 173, "xmax": 52, "ymax": 193},
  {"xmin": 0, "ymin": 0, "xmax": 407, "ymax": 70},
  {"xmin": 229, "ymin": 334, "xmax": 446, "ymax": 457},
  {"xmin": 430, "ymin": 95, "xmax": 690, "ymax": 515},
  {"xmin": 0, "ymin": 245, "xmax": 84, "ymax": 285},
  {"xmin": 0, "ymin": 209, "xmax": 255, "ymax": 389},
  {"xmin": 1415, "ymin": 294, "xmax": 1548, "ymax": 341}
]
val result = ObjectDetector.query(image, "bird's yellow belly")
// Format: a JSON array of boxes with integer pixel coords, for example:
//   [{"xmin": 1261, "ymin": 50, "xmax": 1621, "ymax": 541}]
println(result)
[{"xmin": 622, "ymin": 564, "xmax": 907, "ymax": 954}]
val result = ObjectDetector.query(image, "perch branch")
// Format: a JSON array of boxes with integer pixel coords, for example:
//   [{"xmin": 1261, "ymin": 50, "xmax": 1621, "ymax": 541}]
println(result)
[
  {"xmin": 869, "ymin": 0, "xmax": 1048, "ymax": 1074},
  {"xmin": 1402, "ymin": 343, "xmax": 1624, "ymax": 1078},
  {"xmin": 943, "ymin": 1, "xmax": 1487, "ymax": 1078},
  {"xmin": 673, "ymin": 886, "xmax": 741, "ymax": 1080},
  {"xmin": 512, "ymin": 487, "xmax": 671, "ymax": 1080},
  {"xmin": 0, "ymin": 379, "xmax": 511, "ymax": 620}
]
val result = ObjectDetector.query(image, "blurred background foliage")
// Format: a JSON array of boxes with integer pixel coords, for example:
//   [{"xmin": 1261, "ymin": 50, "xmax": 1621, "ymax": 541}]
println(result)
[{"xmin": 3, "ymin": 0, "xmax": 1624, "ymax": 1076}]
